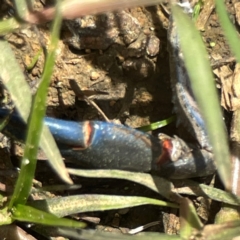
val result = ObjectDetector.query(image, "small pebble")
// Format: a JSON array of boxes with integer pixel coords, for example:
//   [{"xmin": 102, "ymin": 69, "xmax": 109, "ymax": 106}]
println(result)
[
  {"xmin": 146, "ymin": 35, "xmax": 160, "ymax": 57},
  {"xmin": 90, "ymin": 71, "xmax": 100, "ymax": 80}
]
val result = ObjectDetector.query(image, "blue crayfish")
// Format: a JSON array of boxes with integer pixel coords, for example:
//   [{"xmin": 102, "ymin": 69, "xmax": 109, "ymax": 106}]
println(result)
[
  {"xmin": 0, "ymin": 2, "xmax": 216, "ymax": 179},
  {"xmin": 0, "ymin": 108, "xmax": 215, "ymax": 179}
]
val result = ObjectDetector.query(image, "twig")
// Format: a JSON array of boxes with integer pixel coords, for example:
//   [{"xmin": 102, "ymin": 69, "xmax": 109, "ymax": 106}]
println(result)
[{"xmin": 69, "ymin": 79, "xmax": 110, "ymax": 122}]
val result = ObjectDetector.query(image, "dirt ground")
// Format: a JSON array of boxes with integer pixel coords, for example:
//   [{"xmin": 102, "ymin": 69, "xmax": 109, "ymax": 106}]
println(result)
[{"xmin": 0, "ymin": 0, "xmax": 238, "ymax": 238}]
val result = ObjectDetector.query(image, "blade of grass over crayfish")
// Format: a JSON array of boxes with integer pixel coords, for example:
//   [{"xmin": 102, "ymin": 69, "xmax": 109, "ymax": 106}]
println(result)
[
  {"xmin": 68, "ymin": 169, "xmax": 181, "ymax": 202},
  {"xmin": 0, "ymin": 43, "xmax": 71, "ymax": 184},
  {"xmin": 171, "ymin": 5, "xmax": 231, "ymax": 189},
  {"xmin": 216, "ymin": 0, "xmax": 240, "ymax": 63},
  {"xmin": 8, "ymin": 0, "xmax": 67, "ymax": 209},
  {"xmin": 68, "ymin": 169, "xmax": 240, "ymax": 206},
  {"xmin": 12, "ymin": 204, "xmax": 86, "ymax": 228},
  {"xmin": 30, "ymin": 195, "xmax": 178, "ymax": 218}
]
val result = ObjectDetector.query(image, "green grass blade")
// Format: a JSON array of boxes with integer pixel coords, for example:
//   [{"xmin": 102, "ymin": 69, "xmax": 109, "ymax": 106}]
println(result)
[
  {"xmin": 30, "ymin": 195, "xmax": 178, "ymax": 217},
  {"xmin": 68, "ymin": 169, "xmax": 180, "ymax": 202},
  {"xmin": 173, "ymin": 179, "xmax": 240, "ymax": 206},
  {"xmin": 0, "ymin": 207, "xmax": 13, "ymax": 225},
  {"xmin": 12, "ymin": 204, "xmax": 85, "ymax": 228},
  {"xmin": 192, "ymin": 0, "xmax": 203, "ymax": 21},
  {"xmin": 215, "ymin": 0, "xmax": 240, "ymax": 63},
  {"xmin": 59, "ymin": 228, "xmax": 180, "ymax": 240},
  {"xmin": 14, "ymin": 0, "xmax": 32, "ymax": 20},
  {"xmin": 8, "ymin": 0, "xmax": 65, "ymax": 208},
  {"xmin": 0, "ymin": 110, "xmax": 14, "ymax": 132},
  {"xmin": 26, "ymin": 48, "xmax": 43, "ymax": 71},
  {"xmin": 35, "ymin": 0, "xmax": 72, "ymax": 182},
  {"xmin": 68, "ymin": 169, "xmax": 240, "ymax": 206},
  {"xmin": 137, "ymin": 116, "xmax": 176, "ymax": 132},
  {"xmin": 180, "ymin": 198, "xmax": 203, "ymax": 239},
  {"xmin": 0, "ymin": 18, "xmax": 21, "ymax": 35},
  {"xmin": 171, "ymin": 5, "xmax": 231, "ymax": 189}
]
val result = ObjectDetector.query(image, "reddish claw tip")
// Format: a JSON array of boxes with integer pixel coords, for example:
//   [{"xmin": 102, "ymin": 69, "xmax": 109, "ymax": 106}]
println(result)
[{"xmin": 157, "ymin": 139, "xmax": 173, "ymax": 165}]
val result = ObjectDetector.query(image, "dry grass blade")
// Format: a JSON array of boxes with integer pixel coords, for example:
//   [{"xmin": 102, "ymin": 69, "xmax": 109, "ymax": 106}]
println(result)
[{"xmin": 25, "ymin": 0, "xmax": 163, "ymax": 23}]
